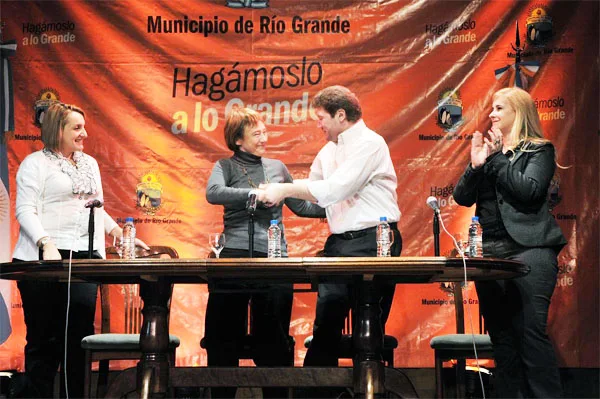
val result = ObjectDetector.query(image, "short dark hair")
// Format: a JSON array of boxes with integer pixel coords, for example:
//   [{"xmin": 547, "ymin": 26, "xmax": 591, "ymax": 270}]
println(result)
[
  {"xmin": 312, "ymin": 85, "xmax": 362, "ymax": 122},
  {"xmin": 224, "ymin": 107, "xmax": 263, "ymax": 152},
  {"xmin": 41, "ymin": 102, "xmax": 85, "ymax": 151}
]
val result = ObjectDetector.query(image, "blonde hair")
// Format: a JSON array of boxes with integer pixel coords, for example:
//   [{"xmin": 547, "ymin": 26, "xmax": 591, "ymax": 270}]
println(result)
[
  {"xmin": 224, "ymin": 107, "xmax": 263, "ymax": 152},
  {"xmin": 493, "ymin": 87, "xmax": 549, "ymax": 151},
  {"xmin": 494, "ymin": 87, "xmax": 568, "ymax": 168},
  {"xmin": 41, "ymin": 102, "xmax": 85, "ymax": 151}
]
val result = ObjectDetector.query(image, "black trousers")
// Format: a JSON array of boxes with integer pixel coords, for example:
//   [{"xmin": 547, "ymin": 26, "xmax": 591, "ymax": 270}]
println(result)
[
  {"xmin": 303, "ymin": 225, "xmax": 402, "ymax": 367},
  {"xmin": 12, "ymin": 250, "xmax": 100, "ymax": 399},
  {"xmin": 477, "ymin": 236, "xmax": 562, "ymax": 398},
  {"xmin": 204, "ymin": 248, "xmax": 293, "ymax": 398}
]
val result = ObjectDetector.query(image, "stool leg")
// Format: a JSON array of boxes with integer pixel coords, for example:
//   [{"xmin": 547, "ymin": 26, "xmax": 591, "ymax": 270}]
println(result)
[
  {"xmin": 169, "ymin": 348, "xmax": 177, "ymax": 366},
  {"xmin": 455, "ymin": 359, "xmax": 466, "ymax": 399},
  {"xmin": 97, "ymin": 359, "xmax": 109, "ymax": 398},
  {"xmin": 435, "ymin": 355, "xmax": 444, "ymax": 398},
  {"xmin": 83, "ymin": 350, "xmax": 92, "ymax": 399}
]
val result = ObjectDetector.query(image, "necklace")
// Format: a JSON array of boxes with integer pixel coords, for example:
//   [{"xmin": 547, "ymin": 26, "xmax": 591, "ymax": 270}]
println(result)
[
  {"xmin": 231, "ymin": 158, "xmax": 270, "ymax": 189},
  {"xmin": 238, "ymin": 165, "xmax": 270, "ymax": 188},
  {"xmin": 230, "ymin": 152, "xmax": 270, "ymax": 188}
]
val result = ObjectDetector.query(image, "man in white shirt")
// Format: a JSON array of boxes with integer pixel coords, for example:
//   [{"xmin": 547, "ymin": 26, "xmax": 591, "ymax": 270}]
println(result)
[{"xmin": 258, "ymin": 85, "xmax": 402, "ymax": 375}]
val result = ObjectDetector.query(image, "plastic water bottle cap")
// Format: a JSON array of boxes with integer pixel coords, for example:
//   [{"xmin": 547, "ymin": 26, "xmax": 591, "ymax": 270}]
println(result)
[
  {"xmin": 125, "ymin": 217, "xmax": 134, "ymax": 222},
  {"xmin": 379, "ymin": 216, "xmax": 387, "ymax": 221},
  {"xmin": 472, "ymin": 216, "xmax": 479, "ymax": 222},
  {"xmin": 270, "ymin": 220, "xmax": 278, "ymax": 225}
]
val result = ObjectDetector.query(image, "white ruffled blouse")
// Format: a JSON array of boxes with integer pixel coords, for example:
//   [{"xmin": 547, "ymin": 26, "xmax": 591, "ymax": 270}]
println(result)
[{"xmin": 12, "ymin": 150, "xmax": 118, "ymax": 261}]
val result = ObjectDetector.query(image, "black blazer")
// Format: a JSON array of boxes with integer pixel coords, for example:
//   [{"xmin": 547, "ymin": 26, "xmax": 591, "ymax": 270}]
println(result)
[{"xmin": 453, "ymin": 142, "xmax": 566, "ymax": 249}]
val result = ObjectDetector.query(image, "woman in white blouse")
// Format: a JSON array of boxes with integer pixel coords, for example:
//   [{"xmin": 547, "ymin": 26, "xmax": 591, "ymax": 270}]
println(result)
[{"xmin": 11, "ymin": 102, "xmax": 147, "ymax": 398}]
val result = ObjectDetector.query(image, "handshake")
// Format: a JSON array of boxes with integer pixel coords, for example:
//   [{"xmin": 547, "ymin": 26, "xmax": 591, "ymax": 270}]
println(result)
[
  {"xmin": 246, "ymin": 181, "xmax": 315, "ymax": 214},
  {"xmin": 247, "ymin": 184, "xmax": 284, "ymax": 213}
]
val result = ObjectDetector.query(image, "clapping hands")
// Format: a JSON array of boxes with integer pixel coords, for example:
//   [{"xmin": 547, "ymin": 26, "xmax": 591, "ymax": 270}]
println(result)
[{"xmin": 470, "ymin": 127, "xmax": 504, "ymax": 169}]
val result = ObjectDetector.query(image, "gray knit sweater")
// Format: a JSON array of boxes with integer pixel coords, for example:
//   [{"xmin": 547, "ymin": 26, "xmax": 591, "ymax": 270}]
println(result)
[{"xmin": 206, "ymin": 151, "xmax": 325, "ymax": 255}]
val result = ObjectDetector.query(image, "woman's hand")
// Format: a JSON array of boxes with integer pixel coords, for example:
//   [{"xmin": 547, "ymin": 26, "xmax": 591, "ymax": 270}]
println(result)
[
  {"xmin": 109, "ymin": 226, "xmax": 123, "ymax": 240},
  {"xmin": 484, "ymin": 126, "xmax": 504, "ymax": 155},
  {"xmin": 42, "ymin": 241, "xmax": 62, "ymax": 260},
  {"xmin": 470, "ymin": 131, "xmax": 489, "ymax": 169},
  {"xmin": 135, "ymin": 238, "xmax": 150, "ymax": 250},
  {"xmin": 109, "ymin": 226, "xmax": 150, "ymax": 250}
]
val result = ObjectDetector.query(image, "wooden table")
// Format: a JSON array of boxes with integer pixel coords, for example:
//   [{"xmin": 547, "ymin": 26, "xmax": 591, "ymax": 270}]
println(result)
[{"xmin": 0, "ymin": 257, "xmax": 528, "ymax": 398}]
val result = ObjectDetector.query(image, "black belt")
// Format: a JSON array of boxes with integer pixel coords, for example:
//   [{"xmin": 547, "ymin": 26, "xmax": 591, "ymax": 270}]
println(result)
[{"xmin": 334, "ymin": 222, "xmax": 398, "ymax": 240}]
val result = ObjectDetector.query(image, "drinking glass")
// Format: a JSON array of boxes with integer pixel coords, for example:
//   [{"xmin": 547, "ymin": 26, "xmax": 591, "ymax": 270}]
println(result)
[
  {"xmin": 454, "ymin": 233, "xmax": 469, "ymax": 257},
  {"xmin": 208, "ymin": 233, "xmax": 226, "ymax": 259}
]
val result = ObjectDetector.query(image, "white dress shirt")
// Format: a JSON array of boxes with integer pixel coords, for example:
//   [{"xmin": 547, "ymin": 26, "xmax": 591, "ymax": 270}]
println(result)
[
  {"xmin": 12, "ymin": 150, "xmax": 118, "ymax": 260},
  {"xmin": 307, "ymin": 120, "xmax": 401, "ymax": 234}
]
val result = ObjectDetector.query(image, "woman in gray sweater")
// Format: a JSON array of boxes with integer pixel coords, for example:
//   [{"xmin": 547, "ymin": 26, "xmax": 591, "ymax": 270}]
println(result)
[{"xmin": 204, "ymin": 107, "xmax": 324, "ymax": 398}]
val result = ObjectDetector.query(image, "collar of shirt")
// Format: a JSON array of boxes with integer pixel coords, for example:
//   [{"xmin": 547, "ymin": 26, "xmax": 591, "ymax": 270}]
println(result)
[
  {"xmin": 307, "ymin": 120, "xmax": 401, "ymax": 233},
  {"xmin": 336, "ymin": 119, "xmax": 366, "ymax": 146}
]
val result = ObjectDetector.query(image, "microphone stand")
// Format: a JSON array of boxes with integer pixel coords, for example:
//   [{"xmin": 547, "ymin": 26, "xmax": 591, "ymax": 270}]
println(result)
[
  {"xmin": 433, "ymin": 211, "xmax": 440, "ymax": 256},
  {"xmin": 247, "ymin": 194, "xmax": 256, "ymax": 258},
  {"xmin": 247, "ymin": 210, "xmax": 255, "ymax": 258},
  {"xmin": 88, "ymin": 206, "xmax": 95, "ymax": 259}
]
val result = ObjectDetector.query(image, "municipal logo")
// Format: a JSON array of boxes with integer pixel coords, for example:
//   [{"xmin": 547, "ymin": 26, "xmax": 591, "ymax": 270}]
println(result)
[
  {"xmin": 33, "ymin": 88, "xmax": 60, "ymax": 127},
  {"xmin": 494, "ymin": 22, "xmax": 540, "ymax": 89},
  {"xmin": 436, "ymin": 88, "xmax": 463, "ymax": 131},
  {"xmin": 226, "ymin": 0, "xmax": 268, "ymax": 9},
  {"xmin": 136, "ymin": 172, "xmax": 163, "ymax": 215},
  {"xmin": 526, "ymin": 6, "xmax": 552, "ymax": 47}
]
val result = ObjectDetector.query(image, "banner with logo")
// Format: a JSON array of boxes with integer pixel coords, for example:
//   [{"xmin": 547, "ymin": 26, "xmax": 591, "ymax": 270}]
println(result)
[
  {"xmin": 0, "ymin": 0, "xmax": 598, "ymax": 369},
  {"xmin": 0, "ymin": 160, "xmax": 12, "ymax": 345},
  {"xmin": 0, "ymin": 33, "xmax": 16, "ymax": 349}
]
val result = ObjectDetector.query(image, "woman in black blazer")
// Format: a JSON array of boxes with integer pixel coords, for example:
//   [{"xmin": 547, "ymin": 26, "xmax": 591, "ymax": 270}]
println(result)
[{"xmin": 454, "ymin": 87, "xmax": 566, "ymax": 398}]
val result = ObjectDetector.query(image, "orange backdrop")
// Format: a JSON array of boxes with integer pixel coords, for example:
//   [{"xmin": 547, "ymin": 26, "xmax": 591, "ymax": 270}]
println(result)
[{"xmin": 1, "ymin": 0, "xmax": 598, "ymax": 370}]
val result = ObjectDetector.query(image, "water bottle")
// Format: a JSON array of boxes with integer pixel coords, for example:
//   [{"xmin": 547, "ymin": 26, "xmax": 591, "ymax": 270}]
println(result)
[
  {"xmin": 376, "ymin": 216, "xmax": 392, "ymax": 257},
  {"xmin": 122, "ymin": 217, "xmax": 136, "ymax": 259},
  {"xmin": 468, "ymin": 216, "xmax": 483, "ymax": 258},
  {"xmin": 267, "ymin": 220, "xmax": 282, "ymax": 258}
]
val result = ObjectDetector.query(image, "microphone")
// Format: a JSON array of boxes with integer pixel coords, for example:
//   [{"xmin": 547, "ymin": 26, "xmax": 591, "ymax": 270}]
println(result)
[
  {"xmin": 426, "ymin": 196, "xmax": 440, "ymax": 214},
  {"xmin": 426, "ymin": 196, "xmax": 441, "ymax": 256},
  {"xmin": 85, "ymin": 199, "xmax": 104, "ymax": 209},
  {"xmin": 247, "ymin": 190, "xmax": 258, "ymax": 215}
]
